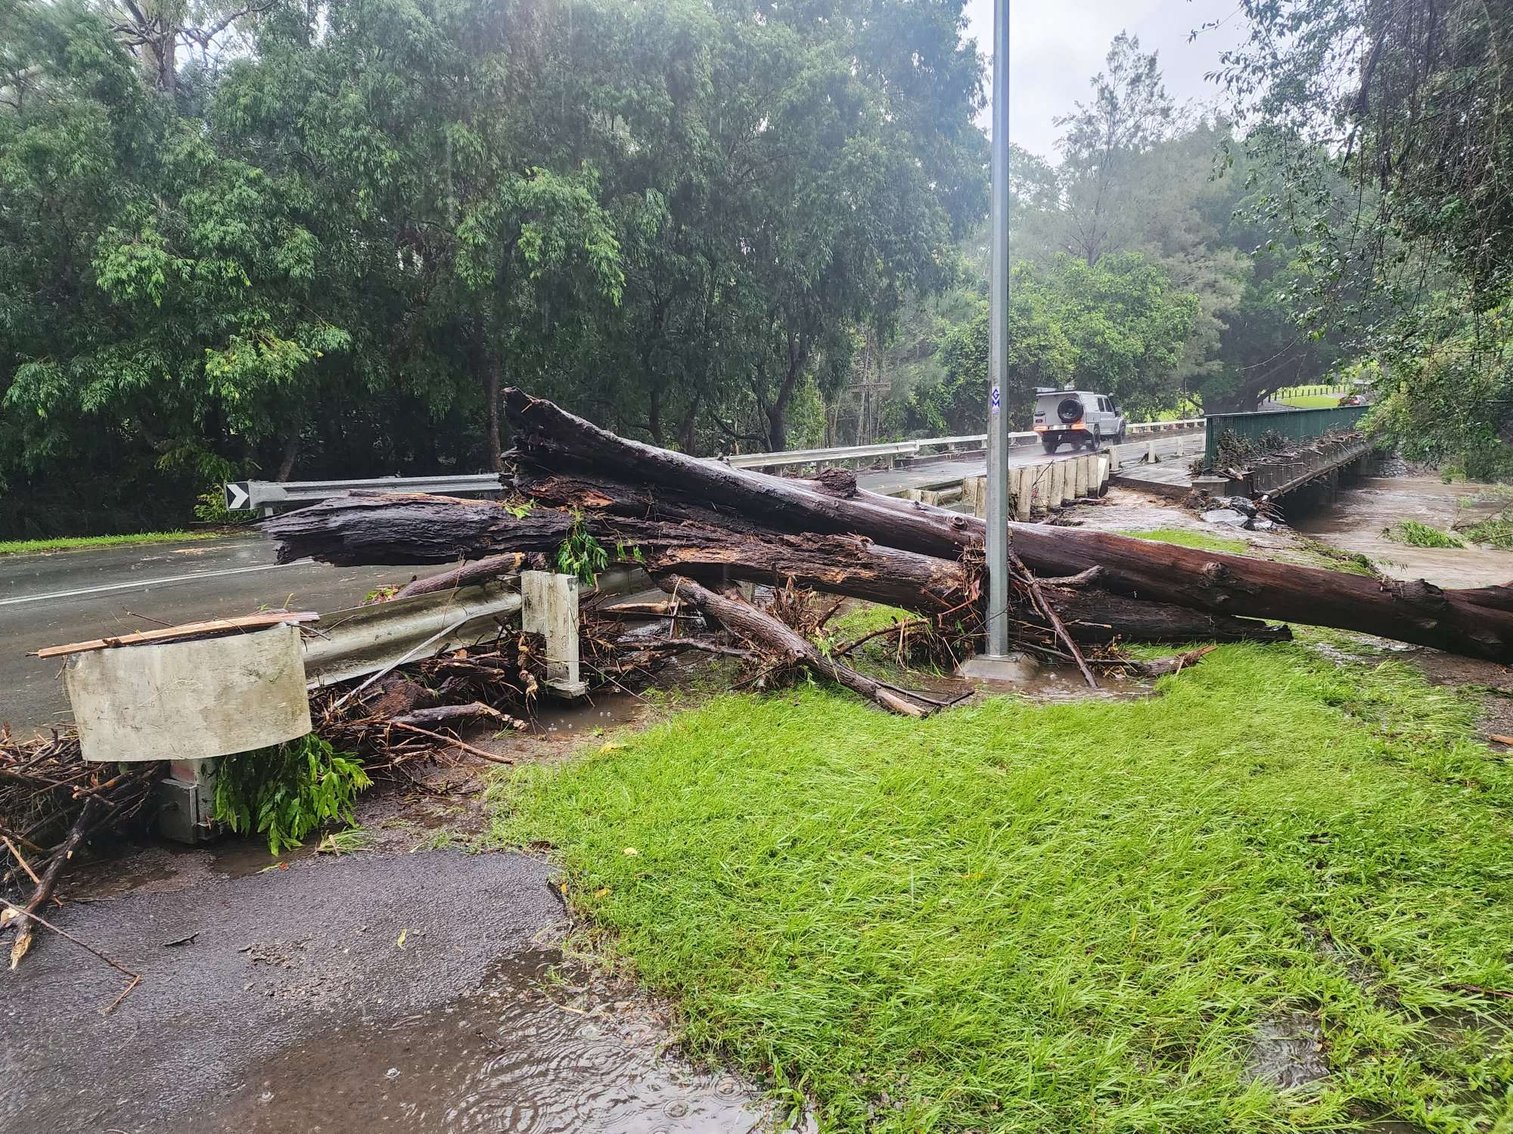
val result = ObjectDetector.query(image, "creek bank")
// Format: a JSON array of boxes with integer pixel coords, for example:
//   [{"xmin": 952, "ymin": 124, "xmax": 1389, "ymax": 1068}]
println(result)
[{"xmin": 1295, "ymin": 475, "xmax": 1510, "ymax": 590}]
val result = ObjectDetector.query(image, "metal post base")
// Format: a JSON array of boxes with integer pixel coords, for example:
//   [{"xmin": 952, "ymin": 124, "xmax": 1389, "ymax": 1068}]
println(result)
[
  {"xmin": 156, "ymin": 758, "xmax": 222, "ymax": 844},
  {"xmin": 957, "ymin": 652, "xmax": 1041, "ymax": 685}
]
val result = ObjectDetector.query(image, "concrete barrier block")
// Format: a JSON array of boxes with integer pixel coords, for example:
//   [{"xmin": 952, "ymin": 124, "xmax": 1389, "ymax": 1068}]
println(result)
[{"xmin": 1011, "ymin": 470, "xmax": 1030, "ymax": 520}]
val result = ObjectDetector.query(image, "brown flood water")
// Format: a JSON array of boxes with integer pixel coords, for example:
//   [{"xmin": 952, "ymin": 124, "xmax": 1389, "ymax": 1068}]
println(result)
[{"xmin": 1295, "ymin": 475, "xmax": 1511, "ymax": 589}]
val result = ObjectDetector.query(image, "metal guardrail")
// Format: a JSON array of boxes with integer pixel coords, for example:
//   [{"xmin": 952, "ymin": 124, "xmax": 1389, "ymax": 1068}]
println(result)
[
  {"xmin": 1129, "ymin": 418, "xmax": 1204, "ymax": 434},
  {"xmin": 299, "ymin": 567, "xmax": 652, "ymax": 689},
  {"xmin": 225, "ymin": 473, "xmax": 502, "ymax": 512},
  {"xmin": 227, "ymin": 419, "xmax": 1209, "ymax": 512},
  {"xmin": 301, "ymin": 580, "xmax": 523, "ymax": 687},
  {"xmin": 724, "ymin": 440, "xmax": 918, "ymax": 470},
  {"xmin": 1204, "ymin": 405, "xmax": 1370, "ymax": 465}
]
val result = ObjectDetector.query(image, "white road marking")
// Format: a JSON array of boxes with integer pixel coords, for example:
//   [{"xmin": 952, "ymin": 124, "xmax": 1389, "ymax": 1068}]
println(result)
[{"xmin": 0, "ymin": 560, "xmax": 307, "ymax": 609}]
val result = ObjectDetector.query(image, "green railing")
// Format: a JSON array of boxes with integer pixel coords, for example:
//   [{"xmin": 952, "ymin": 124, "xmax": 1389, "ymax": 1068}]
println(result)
[{"xmin": 1204, "ymin": 405, "xmax": 1369, "ymax": 465}]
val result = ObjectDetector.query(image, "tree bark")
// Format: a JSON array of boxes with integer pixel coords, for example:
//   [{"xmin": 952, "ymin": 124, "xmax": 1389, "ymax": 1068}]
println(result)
[
  {"xmin": 476, "ymin": 322, "xmax": 504, "ymax": 472},
  {"xmin": 500, "ymin": 389, "xmax": 1513, "ymax": 661},
  {"xmin": 654, "ymin": 575, "xmax": 936, "ymax": 717},
  {"xmin": 275, "ymin": 428, "xmax": 300, "ymax": 482},
  {"xmin": 266, "ymin": 492, "xmax": 1292, "ymax": 647}
]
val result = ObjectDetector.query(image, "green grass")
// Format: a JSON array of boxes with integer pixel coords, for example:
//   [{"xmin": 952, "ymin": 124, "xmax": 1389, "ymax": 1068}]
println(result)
[
  {"xmin": 0, "ymin": 530, "xmax": 213, "ymax": 556},
  {"xmin": 1277, "ymin": 394, "xmax": 1348, "ymax": 409},
  {"xmin": 1384, "ymin": 520, "xmax": 1467, "ymax": 549},
  {"xmin": 827, "ymin": 604, "xmax": 915, "ymax": 641},
  {"xmin": 497, "ymin": 645, "xmax": 1513, "ymax": 1132},
  {"xmin": 1119, "ymin": 527, "xmax": 1251, "ymax": 554}
]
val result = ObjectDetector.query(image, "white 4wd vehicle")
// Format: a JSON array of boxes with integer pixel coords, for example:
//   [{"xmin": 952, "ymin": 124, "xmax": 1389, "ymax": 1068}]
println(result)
[{"xmin": 1032, "ymin": 389, "xmax": 1127, "ymax": 454}]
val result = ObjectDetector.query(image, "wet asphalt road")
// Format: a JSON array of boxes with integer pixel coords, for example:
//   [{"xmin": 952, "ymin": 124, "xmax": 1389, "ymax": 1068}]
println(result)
[
  {"xmin": 0, "ymin": 843, "xmax": 776, "ymax": 1134},
  {"xmin": 0, "ymin": 849, "xmax": 566, "ymax": 1132},
  {"xmin": 0, "ymin": 537, "xmax": 445, "ymax": 736}
]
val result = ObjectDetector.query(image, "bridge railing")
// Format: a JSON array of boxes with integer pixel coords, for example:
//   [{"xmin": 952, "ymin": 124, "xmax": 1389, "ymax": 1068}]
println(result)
[
  {"xmin": 1204, "ymin": 405, "xmax": 1369, "ymax": 466},
  {"xmin": 226, "ymin": 418, "xmax": 1209, "ymax": 512}
]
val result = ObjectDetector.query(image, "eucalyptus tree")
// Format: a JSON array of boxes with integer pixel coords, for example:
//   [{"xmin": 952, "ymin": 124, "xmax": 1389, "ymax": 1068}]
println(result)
[{"xmin": 1055, "ymin": 32, "xmax": 1176, "ymax": 270}]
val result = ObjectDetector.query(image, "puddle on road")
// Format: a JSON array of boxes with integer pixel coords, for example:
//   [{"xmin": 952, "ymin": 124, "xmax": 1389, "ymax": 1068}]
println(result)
[{"xmin": 199, "ymin": 946, "xmax": 786, "ymax": 1134}]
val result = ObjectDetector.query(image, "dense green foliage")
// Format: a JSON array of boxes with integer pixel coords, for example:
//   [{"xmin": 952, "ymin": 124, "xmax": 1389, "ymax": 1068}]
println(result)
[
  {"xmin": 0, "ymin": 0, "xmax": 986, "ymax": 533},
  {"xmin": 1222, "ymin": 0, "xmax": 1513, "ymax": 476},
  {"xmin": 3, "ymin": 0, "xmax": 1509, "ymax": 536},
  {"xmin": 500, "ymin": 643, "xmax": 1513, "ymax": 1131},
  {"xmin": 212, "ymin": 733, "xmax": 371, "ymax": 854}
]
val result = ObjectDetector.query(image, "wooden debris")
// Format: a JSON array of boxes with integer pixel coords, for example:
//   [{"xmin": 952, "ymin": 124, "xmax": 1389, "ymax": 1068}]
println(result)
[{"xmin": 34, "ymin": 611, "xmax": 319, "ymax": 658}]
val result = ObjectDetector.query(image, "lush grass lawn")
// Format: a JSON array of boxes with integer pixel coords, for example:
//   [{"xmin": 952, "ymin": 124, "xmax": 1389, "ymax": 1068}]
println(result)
[
  {"xmin": 0, "ymin": 530, "xmax": 212, "ymax": 556},
  {"xmin": 1119, "ymin": 527, "xmax": 1252, "ymax": 554},
  {"xmin": 498, "ymin": 643, "xmax": 1513, "ymax": 1132}
]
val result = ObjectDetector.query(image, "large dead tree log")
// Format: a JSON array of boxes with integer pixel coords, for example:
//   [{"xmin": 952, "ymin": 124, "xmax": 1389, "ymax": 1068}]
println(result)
[
  {"xmin": 501, "ymin": 389, "xmax": 1513, "ymax": 661},
  {"xmin": 266, "ymin": 494, "xmax": 1290, "ymax": 646},
  {"xmin": 655, "ymin": 575, "xmax": 937, "ymax": 717},
  {"xmin": 270, "ymin": 495, "xmax": 968, "ymax": 613}
]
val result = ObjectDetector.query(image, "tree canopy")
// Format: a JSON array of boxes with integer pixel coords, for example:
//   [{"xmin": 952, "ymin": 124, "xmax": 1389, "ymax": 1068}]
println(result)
[{"xmin": 1, "ymin": 1, "xmax": 1507, "ymax": 535}]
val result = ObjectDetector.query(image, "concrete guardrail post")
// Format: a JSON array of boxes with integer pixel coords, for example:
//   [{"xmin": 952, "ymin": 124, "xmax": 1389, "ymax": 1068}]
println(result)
[{"xmin": 520, "ymin": 571, "xmax": 588, "ymax": 698}]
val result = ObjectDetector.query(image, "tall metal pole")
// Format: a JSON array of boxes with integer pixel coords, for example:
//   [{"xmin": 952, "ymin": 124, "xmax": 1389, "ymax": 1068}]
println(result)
[{"xmin": 984, "ymin": 0, "xmax": 1011, "ymax": 656}]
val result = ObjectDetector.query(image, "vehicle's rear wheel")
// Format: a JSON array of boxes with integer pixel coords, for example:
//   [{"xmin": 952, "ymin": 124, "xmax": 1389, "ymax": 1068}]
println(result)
[
  {"xmin": 1041, "ymin": 436, "xmax": 1059, "ymax": 454},
  {"xmin": 1086, "ymin": 427, "xmax": 1102, "ymax": 451}
]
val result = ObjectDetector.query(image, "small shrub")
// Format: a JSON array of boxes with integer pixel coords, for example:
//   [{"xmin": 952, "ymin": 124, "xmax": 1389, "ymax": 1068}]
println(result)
[
  {"xmin": 193, "ymin": 486, "xmax": 254, "ymax": 525},
  {"xmin": 556, "ymin": 512, "xmax": 610, "ymax": 583},
  {"xmin": 212, "ymin": 734, "xmax": 371, "ymax": 854},
  {"xmin": 1461, "ymin": 516, "xmax": 1513, "ymax": 550},
  {"xmin": 1383, "ymin": 519, "xmax": 1466, "ymax": 548}
]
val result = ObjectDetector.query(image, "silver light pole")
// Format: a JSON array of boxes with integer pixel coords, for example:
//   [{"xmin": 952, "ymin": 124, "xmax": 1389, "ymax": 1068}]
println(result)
[{"xmin": 984, "ymin": 0, "xmax": 1011, "ymax": 656}]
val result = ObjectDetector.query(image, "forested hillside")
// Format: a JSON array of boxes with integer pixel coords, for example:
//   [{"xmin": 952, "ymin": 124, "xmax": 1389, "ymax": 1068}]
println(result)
[{"xmin": 0, "ymin": 0, "xmax": 1507, "ymax": 535}]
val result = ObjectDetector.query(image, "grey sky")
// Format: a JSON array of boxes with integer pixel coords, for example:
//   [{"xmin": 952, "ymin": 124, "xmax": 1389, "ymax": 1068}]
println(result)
[{"xmin": 961, "ymin": 0, "xmax": 1249, "ymax": 158}]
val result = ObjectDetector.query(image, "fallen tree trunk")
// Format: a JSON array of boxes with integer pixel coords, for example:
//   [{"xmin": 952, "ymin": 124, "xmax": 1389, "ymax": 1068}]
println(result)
[
  {"xmin": 655, "ymin": 575, "xmax": 937, "ymax": 718},
  {"xmin": 266, "ymin": 494, "xmax": 1290, "ymax": 646},
  {"xmin": 501, "ymin": 389, "xmax": 1513, "ymax": 661}
]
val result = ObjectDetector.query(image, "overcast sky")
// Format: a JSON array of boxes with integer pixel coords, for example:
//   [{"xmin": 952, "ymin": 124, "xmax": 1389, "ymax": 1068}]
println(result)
[{"xmin": 961, "ymin": 0, "xmax": 1250, "ymax": 159}]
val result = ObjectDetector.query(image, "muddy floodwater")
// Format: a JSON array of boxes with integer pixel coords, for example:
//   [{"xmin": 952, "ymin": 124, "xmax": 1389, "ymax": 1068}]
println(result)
[{"xmin": 1295, "ymin": 475, "xmax": 1510, "ymax": 589}]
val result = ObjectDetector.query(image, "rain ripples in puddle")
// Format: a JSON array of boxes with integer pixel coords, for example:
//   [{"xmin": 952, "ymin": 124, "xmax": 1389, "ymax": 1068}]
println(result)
[{"xmin": 202, "ymin": 948, "xmax": 793, "ymax": 1133}]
